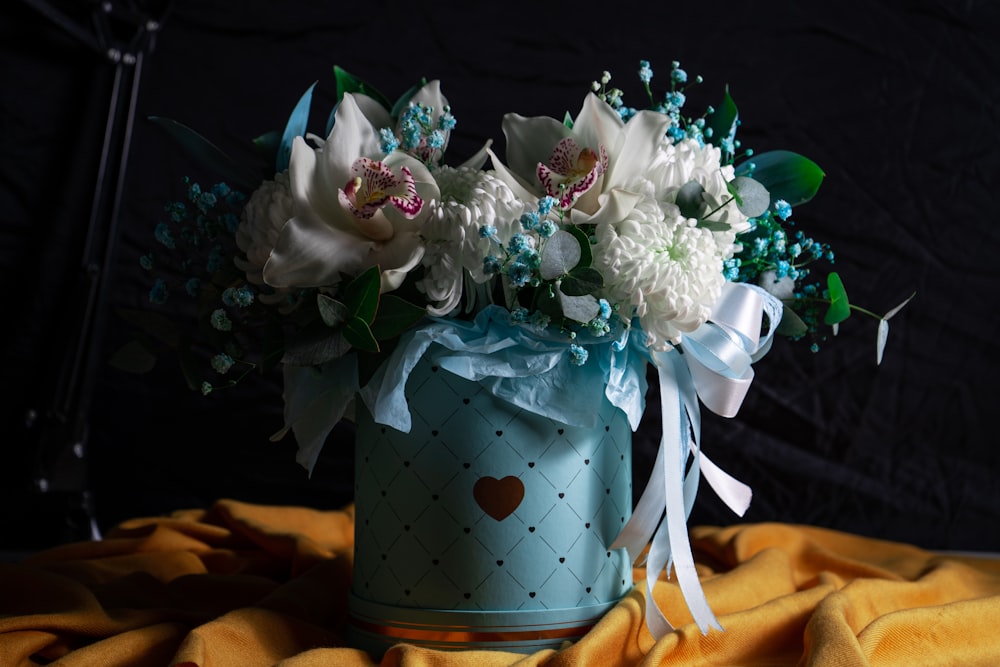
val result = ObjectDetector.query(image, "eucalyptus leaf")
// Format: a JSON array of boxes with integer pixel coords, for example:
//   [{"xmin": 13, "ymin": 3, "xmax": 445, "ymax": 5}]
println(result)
[
  {"xmin": 109, "ymin": 340, "xmax": 158, "ymax": 374},
  {"xmin": 775, "ymin": 306, "xmax": 809, "ymax": 338},
  {"xmin": 282, "ymin": 330, "xmax": 352, "ymax": 366},
  {"xmin": 540, "ymin": 229, "xmax": 581, "ymax": 280},
  {"xmin": 343, "ymin": 266, "xmax": 382, "ymax": 324},
  {"xmin": 696, "ymin": 218, "xmax": 733, "ymax": 232},
  {"xmin": 883, "ymin": 292, "xmax": 916, "ymax": 320},
  {"xmin": 370, "ymin": 295, "xmax": 427, "ymax": 340},
  {"xmin": 343, "ymin": 316, "xmax": 380, "ymax": 353},
  {"xmin": 676, "ymin": 180, "xmax": 706, "ymax": 218},
  {"xmin": 317, "ymin": 293, "xmax": 350, "ymax": 328},
  {"xmin": 148, "ymin": 116, "xmax": 261, "ymax": 191},
  {"xmin": 277, "ymin": 81, "xmax": 316, "ymax": 173},
  {"xmin": 735, "ymin": 150, "xmax": 824, "ymax": 207},
  {"xmin": 876, "ymin": 319, "xmax": 889, "ymax": 366},
  {"xmin": 561, "ymin": 266, "xmax": 603, "ymax": 296},
  {"xmin": 730, "ymin": 176, "xmax": 770, "ymax": 218},
  {"xmin": 824, "ymin": 272, "xmax": 851, "ymax": 325},
  {"xmin": 558, "ymin": 290, "xmax": 600, "ymax": 323}
]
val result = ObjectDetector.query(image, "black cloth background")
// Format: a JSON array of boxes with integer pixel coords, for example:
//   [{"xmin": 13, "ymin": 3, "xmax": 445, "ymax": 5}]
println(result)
[{"xmin": 2, "ymin": 1, "xmax": 998, "ymax": 551}]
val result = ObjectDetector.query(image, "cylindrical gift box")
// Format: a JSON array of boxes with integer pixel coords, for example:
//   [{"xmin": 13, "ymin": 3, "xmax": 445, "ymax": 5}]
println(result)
[{"xmin": 349, "ymin": 349, "xmax": 633, "ymax": 655}]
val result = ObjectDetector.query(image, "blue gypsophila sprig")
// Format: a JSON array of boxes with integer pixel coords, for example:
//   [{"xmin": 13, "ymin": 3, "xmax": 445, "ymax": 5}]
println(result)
[{"xmin": 384, "ymin": 101, "xmax": 455, "ymax": 167}]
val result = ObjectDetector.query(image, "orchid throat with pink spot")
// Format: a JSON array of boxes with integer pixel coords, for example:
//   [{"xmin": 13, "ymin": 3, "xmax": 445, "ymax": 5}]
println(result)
[
  {"xmin": 338, "ymin": 157, "xmax": 423, "ymax": 222},
  {"xmin": 536, "ymin": 137, "xmax": 609, "ymax": 210}
]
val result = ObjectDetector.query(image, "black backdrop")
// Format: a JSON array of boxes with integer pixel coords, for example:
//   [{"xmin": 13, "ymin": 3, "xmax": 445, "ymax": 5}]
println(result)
[{"xmin": 3, "ymin": 0, "xmax": 999, "ymax": 552}]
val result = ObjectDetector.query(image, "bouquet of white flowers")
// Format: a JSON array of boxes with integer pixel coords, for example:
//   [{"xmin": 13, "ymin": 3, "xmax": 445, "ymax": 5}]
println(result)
[{"xmin": 118, "ymin": 60, "xmax": 911, "ymax": 646}]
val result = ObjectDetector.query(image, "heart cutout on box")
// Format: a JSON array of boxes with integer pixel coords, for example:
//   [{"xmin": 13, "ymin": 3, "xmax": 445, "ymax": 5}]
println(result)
[{"xmin": 473, "ymin": 476, "xmax": 525, "ymax": 521}]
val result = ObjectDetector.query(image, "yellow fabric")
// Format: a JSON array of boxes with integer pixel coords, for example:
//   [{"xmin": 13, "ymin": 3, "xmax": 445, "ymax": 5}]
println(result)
[{"xmin": 2, "ymin": 499, "xmax": 1000, "ymax": 666}]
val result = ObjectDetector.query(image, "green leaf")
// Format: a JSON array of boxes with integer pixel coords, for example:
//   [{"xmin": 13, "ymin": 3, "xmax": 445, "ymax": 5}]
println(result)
[
  {"xmin": 565, "ymin": 224, "xmax": 593, "ymax": 267},
  {"xmin": 705, "ymin": 86, "xmax": 738, "ymax": 160},
  {"xmin": 333, "ymin": 65, "xmax": 391, "ymax": 109},
  {"xmin": 535, "ymin": 286, "xmax": 562, "ymax": 318},
  {"xmin": 735, "ymin": 150, "xmax": 824, "ymax": 208},
  {"xmin": 252, "ymin": 130, "xmax": 281, "ymax": 167},
  {"xmin": 276, "ymin": 81, "xmax": 316, "ymax": 173},
  {"xmin": 730, "ymin": 176, "xmax": 770, "ymax": 218},
  {"xmin": 343, "ymin": 266, "xmax": 382, "ymax": 324},
  {"xmin": 108, "ymin": 340, "xmax": 158, "ymax": 374},
  {"xmin": 148, "ymin": 116, "xmax": 261, "ymax": 191},
  {"xmin": 316, "ymin": 293, "xmax": 350, "ymax": 328},
  {"xmin": 561, "ymin": 267, "xmax": 604, "ymax": 296},
  {"xmin": 824, "ymin": 272, "xmax": 851, "ymax": 325},
  {"xmin": 343, "ymin": 316, "xmax": 380, "ymax": 353},
  {"xmin": 370, "ymin": 295, "xmax": 426, "ymax": 340},
  {"xmin": 676, "ymin": 180, "xmax": 706, "ymax": 219},
  {"xmin": 776, "ymin": 306, "xmax": 809, "ymax": 338}
]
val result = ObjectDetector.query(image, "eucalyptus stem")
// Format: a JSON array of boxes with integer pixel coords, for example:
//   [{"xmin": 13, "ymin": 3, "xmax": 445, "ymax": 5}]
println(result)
[{"xmin": 794, "ymin": 297, "xmax": 883, "ymax": 321}]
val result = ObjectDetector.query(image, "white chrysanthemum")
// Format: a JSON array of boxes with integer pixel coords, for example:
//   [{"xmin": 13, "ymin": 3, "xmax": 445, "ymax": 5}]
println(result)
[
  {"xmin": 590, "ymin": 138, "xmax": 749, "ymax": 350},
  {"xmin": 417, "ymin": 166, "xmax": 526, "ymax": 316},
  {"xmin": 593, "ymin": 192, "xmax": 728, "ymax": 351},
  {"xmin": 236, "ymin": 172, "xmax": 291, "ymax": 279},
  {"xmin": 652, "ymin": 137, "xmax": 750, "ymax": 242},
  {"xmin": 235, "ymin": 171, "xmax": 298, "ymax": 306}
]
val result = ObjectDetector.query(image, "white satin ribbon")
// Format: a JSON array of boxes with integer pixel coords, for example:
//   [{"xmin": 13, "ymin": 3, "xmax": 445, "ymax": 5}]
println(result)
[{"xmin": 611, "ymin": 282, "xmax": 782, "ymax": 637}]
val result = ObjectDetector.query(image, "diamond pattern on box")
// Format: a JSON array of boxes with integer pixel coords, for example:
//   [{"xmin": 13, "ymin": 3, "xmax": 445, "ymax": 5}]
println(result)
[{"xmin": 353, "ymin": 351, "xmax": 633, "ymax": 613}]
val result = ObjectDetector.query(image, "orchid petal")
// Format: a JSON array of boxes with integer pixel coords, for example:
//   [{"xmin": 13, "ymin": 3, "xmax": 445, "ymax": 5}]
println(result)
[
  {"xmin": 501, "ymin": 112, "xmax": 569, "ymax": 188},
  {"xmin": 605, "ymin": 110, "xmax": 673, "ymax": 187},
  {"xmin": 408, "ymin": 79, "xmax": 449, "ymax": 120},
  {"xmin": 572, "ymin": 93, "xmax": 625, "ymax": 162},
  {"xmin": 352, "ymin": 92, "xmax": 393, "ymax": 132},
  {"xmin": 569, "ymin": 188, "xmax": 644, "ymax": 226},
  {"xmin": 324, "ymin": 93, "xmax": 383, "ymax": 173},
  {"xmin": 458, "ymin": 138, "xmax": 493, "ymax": 170},
  {"xmin": 262, "ymin": 210, "xmax": 372, "ymax": 288},
  {"xmin": 376, "ymin": 232, "xmax": 426, "ymax": 292},
  {"xmin": 486, "ymin": 147, "xmax": 541, "ymax": 203},
  {"xmin": 337, "ymin": 158, "xmax": 422, "ymax": 226},
  {"xmin": 384, "ymin": 150, "xmax": 440, "ymax": 209},
  {"xmin": 289, "ymin": 135, "xmax": 343, "ymax": 228}
]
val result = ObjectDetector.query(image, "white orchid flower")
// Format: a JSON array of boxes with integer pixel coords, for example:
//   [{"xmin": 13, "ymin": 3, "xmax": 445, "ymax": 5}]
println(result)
[
  {"xmin": 489, "ymin": 93, "xmax": 672, "ymax": 224},
  {"xmin": 262, "ymin": 92, "xmax": 440, "ymax": 293}
]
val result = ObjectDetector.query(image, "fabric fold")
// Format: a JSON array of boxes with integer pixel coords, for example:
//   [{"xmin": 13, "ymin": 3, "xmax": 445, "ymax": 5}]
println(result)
[{"xmin": 4, "ymin": 502, "xmax": 1000, "ymax": 666}]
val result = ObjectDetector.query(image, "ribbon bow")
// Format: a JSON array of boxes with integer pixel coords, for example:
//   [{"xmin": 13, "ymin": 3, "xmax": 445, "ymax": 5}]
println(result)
[{"xmin": 611, "ymin": 282, "xmax": 783, "ymax": 637}]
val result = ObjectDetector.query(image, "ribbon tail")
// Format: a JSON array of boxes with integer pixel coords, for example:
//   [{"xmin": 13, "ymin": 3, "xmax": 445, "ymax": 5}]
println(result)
[
  {"xmin": 610, "ymin": 441, "xmax": 664, "ymax": 565},
  {"xmin": 698, "ymin": 448, "xmax": 752, "ymax": 517},
  {"xmin": 656, "ymin": 358, "xmax": 723, "ymax": 635}
]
